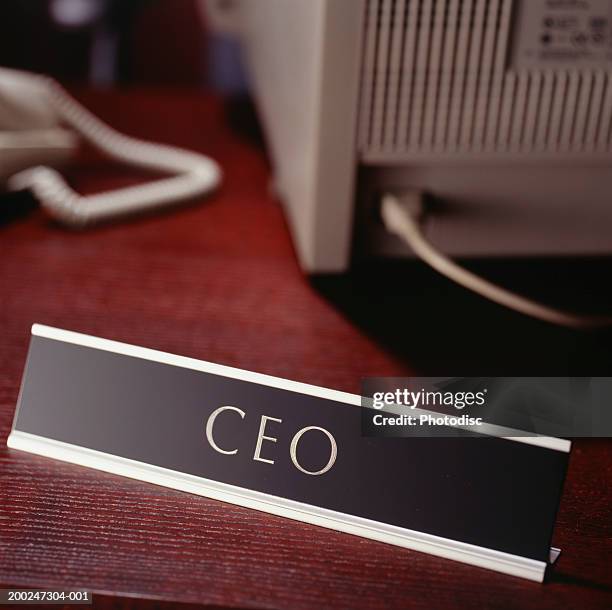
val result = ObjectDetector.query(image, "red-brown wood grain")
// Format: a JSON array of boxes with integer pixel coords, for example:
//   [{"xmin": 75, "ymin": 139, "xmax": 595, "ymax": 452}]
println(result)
[{"xmin": 1, "ymin": 90, "xmax": 611, "ymax": 609}]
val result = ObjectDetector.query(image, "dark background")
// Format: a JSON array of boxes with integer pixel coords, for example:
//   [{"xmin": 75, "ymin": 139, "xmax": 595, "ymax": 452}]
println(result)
[{"xmin": 0, "ymin": 0, "xmax": 207, "ymax": 86}]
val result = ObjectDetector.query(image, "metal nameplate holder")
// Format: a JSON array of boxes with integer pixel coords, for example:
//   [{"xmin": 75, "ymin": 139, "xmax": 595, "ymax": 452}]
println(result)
[{"xmin": 8, "ymin": 325, "xmax": 569, "ymax": 581}]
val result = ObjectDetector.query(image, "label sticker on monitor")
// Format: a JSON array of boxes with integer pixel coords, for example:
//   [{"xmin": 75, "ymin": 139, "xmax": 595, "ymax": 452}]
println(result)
[{"xmin": 512, "ymin": 0, "xmax": 612, "ymax": 69}]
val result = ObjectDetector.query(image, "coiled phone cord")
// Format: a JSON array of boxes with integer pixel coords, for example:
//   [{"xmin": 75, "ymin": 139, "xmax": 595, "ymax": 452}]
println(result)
[{"xmin": 8, "ymin": 75, "xmax": 221, "ymax": 225}]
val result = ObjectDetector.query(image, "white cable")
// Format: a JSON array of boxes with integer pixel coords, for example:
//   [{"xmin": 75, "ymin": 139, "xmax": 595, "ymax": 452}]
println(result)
[
  {"xmin": 7, "ymin": 74, "xmax": 221, "ymax": 226},
  {"xmin": 381, "ymin": 191, "xmax": 612, "ymax": 330}
]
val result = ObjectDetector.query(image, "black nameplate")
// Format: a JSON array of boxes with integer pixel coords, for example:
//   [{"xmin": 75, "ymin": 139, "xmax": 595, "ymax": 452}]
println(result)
[{"xmin": 8, "ymin": 325, "xmax": 570, "ymax": 581}]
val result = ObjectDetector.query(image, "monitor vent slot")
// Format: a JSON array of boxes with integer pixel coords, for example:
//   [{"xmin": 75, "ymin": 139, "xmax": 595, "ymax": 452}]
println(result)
[{"xmin": 358, "ymin": 0, "xmax": 612, "ymax": 160}]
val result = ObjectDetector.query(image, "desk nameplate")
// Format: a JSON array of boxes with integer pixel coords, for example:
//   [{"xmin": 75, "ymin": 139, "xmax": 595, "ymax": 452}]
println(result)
[{"xmin": 8, "ymin": 325, "xmax": 570, "ymax": 582}]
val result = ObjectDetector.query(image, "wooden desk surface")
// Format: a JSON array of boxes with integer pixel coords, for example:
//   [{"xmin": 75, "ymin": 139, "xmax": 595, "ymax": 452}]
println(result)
[{"xmin": 1, "ymin": 90, "xmax": 611, "ymax": 609}]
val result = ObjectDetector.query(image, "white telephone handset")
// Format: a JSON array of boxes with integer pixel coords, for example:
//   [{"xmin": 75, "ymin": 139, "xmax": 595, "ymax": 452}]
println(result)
[{"xmin": 0, "ymin": 67, "xmax": 221, "ymax": 226}]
